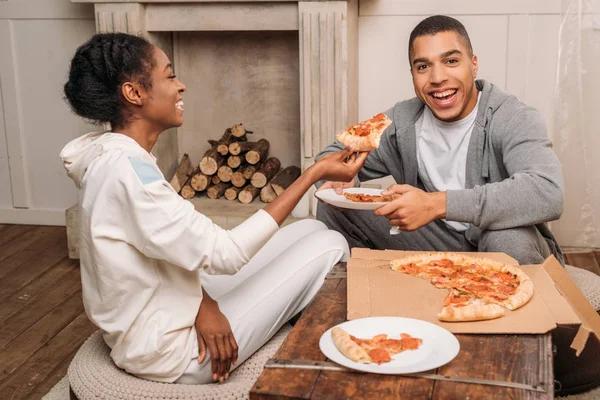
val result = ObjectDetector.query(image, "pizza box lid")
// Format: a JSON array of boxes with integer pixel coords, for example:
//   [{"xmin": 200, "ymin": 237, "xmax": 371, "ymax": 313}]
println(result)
[{"xmin": 347, "ymin": 249, "xmax": 600, "ymax": 354}]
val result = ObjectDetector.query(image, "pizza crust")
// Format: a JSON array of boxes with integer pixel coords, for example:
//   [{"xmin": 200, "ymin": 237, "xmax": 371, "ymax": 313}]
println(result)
[
  {"xmin": 331, "ymin": 327, "xmax": 371, "ymax": 363},
  {"xmin": 499, "ymin": 265, "xmax": 534, "ymax": 310},
  {"xmin": 335, "ymin": 114, "xmax": 392, "ymax": 151},
  {"xmin": 439, "ymin": 298, "xmax": 505, "ymax": 322}
]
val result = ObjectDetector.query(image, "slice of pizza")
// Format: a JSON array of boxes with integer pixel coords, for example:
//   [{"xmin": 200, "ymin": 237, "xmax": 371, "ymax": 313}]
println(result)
[
  {"xmin": 336, "ymin": 113, "xmax": 392, "ymax": 151},
  {"xmin": 331, "ymin": 327, "xmax": 422, "ymax": 365},
  {"xmin": 438, "ymin": 289, "xmax": 505, "ymax": 322},
  {"xmin": 331, "ymin": 327, "xmax": 372, "ymax": 363},
  {"xmin": 343, "ymin": 192, "xmax": 400, "ymax": 203}
]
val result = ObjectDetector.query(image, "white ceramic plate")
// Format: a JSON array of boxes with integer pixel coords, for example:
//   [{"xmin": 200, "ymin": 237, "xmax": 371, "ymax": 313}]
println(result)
[
  {"xmin": 319, "ymin": 316, "xmax": 460, "ymax": 374},
  {"xmin": 314, "ymin": 187, "xmax": 391, "ymax": 211}
]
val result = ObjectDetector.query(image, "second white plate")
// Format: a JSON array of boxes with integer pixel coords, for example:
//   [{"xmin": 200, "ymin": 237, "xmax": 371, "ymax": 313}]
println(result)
[{"xmin": 319, "ymin": 316, "xmax": 460, "ymax": 374}]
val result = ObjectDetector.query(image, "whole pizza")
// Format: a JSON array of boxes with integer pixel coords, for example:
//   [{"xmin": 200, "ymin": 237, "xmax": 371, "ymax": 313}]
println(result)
[
  {"xmin": 390, "ymin": 252, "xmax": 534, "ymax": 322},
  {"xmin": 336, "ymin": 113, "xmax": 392, "ymax": 151}
]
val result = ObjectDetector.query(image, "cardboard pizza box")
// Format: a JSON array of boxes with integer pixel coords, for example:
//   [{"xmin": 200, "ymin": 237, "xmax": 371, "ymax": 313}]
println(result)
[{"xmin": 346, "ymin": 248, "xmax": 600, "ymax": 355}]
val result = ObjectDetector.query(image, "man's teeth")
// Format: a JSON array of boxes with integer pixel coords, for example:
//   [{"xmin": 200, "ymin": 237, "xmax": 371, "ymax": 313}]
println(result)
[
  {"xmin": 176, "ymin": 100, "xmax": 184, "ymax": 110},
  {"xmin": 432, "ymin": 90, "xmax": 457, "ymax": 99}
]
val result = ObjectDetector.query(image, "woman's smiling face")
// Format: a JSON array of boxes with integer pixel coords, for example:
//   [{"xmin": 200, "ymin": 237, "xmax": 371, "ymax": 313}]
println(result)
[{"xmin": 137, "ymin": 46, "xmax": 187, "ymax": 130}]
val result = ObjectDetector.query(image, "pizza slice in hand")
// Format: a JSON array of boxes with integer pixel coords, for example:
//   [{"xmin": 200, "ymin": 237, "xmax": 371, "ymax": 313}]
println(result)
[{"xmin": 336, "ymin": 113, "xmax": 393, "ymax": 151}]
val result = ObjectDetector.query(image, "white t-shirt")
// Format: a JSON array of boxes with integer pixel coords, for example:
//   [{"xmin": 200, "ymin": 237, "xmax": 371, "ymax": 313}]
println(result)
[{"xmin": 416, "ymin": 93, "xmax": 481, "ymax": 232}]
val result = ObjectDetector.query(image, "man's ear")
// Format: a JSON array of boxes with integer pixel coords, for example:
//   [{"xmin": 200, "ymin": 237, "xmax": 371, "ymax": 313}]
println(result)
[
  {"xmin": 471, "ymin": 54, "xmax": 479, "ymax": 77},
  {"xmin": 121, "ymin": 82, "xmax": 143, "ymax": 107}
]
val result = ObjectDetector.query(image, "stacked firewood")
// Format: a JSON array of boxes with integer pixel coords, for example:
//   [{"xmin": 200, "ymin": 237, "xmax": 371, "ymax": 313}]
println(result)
[{"xmin": 170, "ymin": 123, "xmax": 301, "ymax": 204}]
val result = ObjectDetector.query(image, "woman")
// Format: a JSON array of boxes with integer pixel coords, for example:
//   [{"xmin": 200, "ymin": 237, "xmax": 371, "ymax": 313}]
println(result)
[{"xmin": 60, "ymin": 33, "xmax": 367, "ymax": 385}]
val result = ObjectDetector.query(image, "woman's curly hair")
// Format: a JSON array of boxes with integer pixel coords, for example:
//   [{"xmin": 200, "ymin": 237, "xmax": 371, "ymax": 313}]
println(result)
[{"xmin": 64, "ymin": 33, "xmax": 155, "ymax": 129}]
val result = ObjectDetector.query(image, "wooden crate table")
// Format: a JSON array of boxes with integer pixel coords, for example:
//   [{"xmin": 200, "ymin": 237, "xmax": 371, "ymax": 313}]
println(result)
[{"xmin": 250, "ymin": 263, "xmax": 554, "ymax": 399}]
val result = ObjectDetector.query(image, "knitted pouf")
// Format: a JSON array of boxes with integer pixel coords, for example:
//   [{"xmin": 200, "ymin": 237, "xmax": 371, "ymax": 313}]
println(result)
[
  {"xmin": 565, "ymin": 264, "xmax": 600, "ymax": 311},
  {"xmin": 68, "ymin": 324, "xmax": 292, "ymax": 400}
]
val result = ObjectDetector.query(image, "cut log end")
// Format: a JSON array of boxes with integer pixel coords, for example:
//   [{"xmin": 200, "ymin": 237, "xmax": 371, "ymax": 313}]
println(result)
[
  {"xmin": 217, "ymin": 144, "xmax": 229, "ymax": 156},
  {"xmin": 231, "ymin": 172, "xmax": 247, "ymax": 188},
  {"xmin": 260, "ymin": 185, "xmax": 277, "ymax": 203},
  {"xmin": 225, "ymin": 186, "xmax": 244, "ymax": 201},
  {"xmin": 231, "ymin": 123, "xmax": 253, "ymax": 137},
  {"xmin": 217, "ymin": 165, "xmax": 234, "ymax": 182},
  {"xmin": 227, "ymin": 155, "xmax": 242, "ymax": 169},
  {"xmin": 238, "ymin": 185, "xmax": 260, "ymax": 204},
  {"xmin": 190, "ymin": 171, "xmax": 209, "ymax": 192},
  {"xmin": 245, "ymin": 139, "xmax": 270, "ymax": 165},
  {"xmin": 251, "ymin": 157, "xmax": 281, "ymax": 188},
  {"xmin": 180, "ymin": 184, "xmax": 196, "ymax": 199}
]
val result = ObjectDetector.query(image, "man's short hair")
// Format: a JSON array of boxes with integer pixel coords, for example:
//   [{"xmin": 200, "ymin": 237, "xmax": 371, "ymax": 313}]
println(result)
[{"xmin": 408, "ymin": 15, "xmax": 473, "ymax": 60}]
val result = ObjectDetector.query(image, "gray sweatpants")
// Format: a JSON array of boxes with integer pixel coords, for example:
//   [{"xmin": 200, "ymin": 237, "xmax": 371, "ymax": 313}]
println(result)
[{"xmin": 316, "ymin": 202, "xmax": 553, "ymax": 265}]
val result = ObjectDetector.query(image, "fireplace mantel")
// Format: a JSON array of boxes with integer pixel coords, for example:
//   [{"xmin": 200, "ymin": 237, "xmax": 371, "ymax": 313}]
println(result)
[{"xmin": 71, "ymin": 0, "xmax": 358, "ymax": 219}]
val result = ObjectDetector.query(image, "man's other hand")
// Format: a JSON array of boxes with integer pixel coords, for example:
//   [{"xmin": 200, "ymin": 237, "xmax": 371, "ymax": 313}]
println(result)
[{"xmin": 374, "ymin": 184, "xmax": 447, "ymax": 231}]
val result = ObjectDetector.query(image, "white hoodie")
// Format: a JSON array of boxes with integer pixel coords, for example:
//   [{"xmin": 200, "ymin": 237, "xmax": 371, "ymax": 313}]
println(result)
[{"xmin": 60, "ymin": 132, "xmax": 279, "ymax": 382}]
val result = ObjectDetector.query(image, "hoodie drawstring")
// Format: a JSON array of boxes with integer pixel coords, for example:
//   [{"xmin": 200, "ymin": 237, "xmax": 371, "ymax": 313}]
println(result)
[{"xmin": 481, "ymin": 107, "xmax": 493, "ymax": 180}]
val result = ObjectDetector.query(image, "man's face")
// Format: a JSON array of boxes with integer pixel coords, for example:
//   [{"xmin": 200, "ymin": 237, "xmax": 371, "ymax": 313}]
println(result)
[{"xmin": 410, "ymin": 31, "xmax": 479, "ymax": 122}]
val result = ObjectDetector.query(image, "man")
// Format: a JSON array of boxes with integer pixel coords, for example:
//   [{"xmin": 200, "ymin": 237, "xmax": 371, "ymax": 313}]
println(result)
[{"xmin": 315, "ymin": 15, "xmax": 565, "ymax": 266}]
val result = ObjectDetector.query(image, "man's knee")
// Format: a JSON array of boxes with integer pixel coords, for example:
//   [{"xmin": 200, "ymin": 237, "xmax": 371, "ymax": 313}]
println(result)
[{"xmin": 478, "ymin": 226, "xmax": 551, "ymax": 265}]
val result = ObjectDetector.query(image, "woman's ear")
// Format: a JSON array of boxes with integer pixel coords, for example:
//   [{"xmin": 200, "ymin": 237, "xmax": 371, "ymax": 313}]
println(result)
[{"xmin": 121, "ymin": 82, "xmax": 143, "ymax": 106}]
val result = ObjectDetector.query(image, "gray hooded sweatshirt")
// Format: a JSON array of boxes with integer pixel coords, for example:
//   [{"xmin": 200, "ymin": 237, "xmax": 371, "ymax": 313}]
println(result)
[{"xmin": 316, "ymin": 80, "xmax": 564, "ymax": 262}]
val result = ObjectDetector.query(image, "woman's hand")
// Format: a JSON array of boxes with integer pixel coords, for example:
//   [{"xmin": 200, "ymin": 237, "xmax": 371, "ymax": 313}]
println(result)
[
  {"xmin": 312, "ymin": 147, "xmax": 369, "ymax": 183},
  {"xmin": 195, "ymin": 291, "xmax": 238, "ymax": 382}
]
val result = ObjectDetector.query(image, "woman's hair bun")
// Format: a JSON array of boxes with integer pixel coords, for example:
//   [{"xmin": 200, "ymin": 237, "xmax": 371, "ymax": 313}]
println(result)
[{"xmin": 64, "ymin": 32, "xmax": 154, "ymax": 127}]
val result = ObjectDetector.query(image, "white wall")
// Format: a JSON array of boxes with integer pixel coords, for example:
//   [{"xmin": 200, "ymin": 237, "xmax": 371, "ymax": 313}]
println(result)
[{"xmin": 0, "ymin": 0, "xmax": 95, "ymax": 225}]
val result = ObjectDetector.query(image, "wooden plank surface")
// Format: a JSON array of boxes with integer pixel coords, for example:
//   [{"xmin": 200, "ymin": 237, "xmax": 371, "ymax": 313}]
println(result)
[
  {"xmin": 0, "ymin": 312, "xmax": 97, "ymax": 400},
  {"xmin": 0, "ymin": 261, "xmax": 82, "ymax": 347},
  {"xmin": 0, "ymin": 226, "xmax": 66, "ymax": 278},
  {"xmin": 0, "ymin": 225, "xmax": 96, "ymax": 400},
  {"xmin": 0, "ymin": 224, "xmax": 36, "ymax": 247},
  {"xmin": 0, "ymin": 256, "xmax": 79, "ymax": 324},
  {"xmin": 250, "ymin": 264, "xmax": 554, "ymax": 400}
]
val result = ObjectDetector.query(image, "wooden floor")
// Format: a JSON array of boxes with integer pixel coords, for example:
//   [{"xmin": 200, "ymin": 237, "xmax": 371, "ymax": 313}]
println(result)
[
  {"xmin": 0, "ymin": 224, "xmax": 96, "ymax": 400},
  {"xmin": 0, "ymin": 224, "xmax": 598, "ymax": 399}
]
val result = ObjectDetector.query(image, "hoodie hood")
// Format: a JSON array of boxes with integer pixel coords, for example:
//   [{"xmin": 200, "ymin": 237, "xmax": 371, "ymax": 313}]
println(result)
[{"xmin": 60, "ymin": 132, "xmax": 148, "ymax": 188}]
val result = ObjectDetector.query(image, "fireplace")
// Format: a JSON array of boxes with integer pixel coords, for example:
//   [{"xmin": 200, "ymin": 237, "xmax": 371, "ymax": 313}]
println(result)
[{"xmin": 70, "ymin": 0, "xmax": 358, "ymax": 231}]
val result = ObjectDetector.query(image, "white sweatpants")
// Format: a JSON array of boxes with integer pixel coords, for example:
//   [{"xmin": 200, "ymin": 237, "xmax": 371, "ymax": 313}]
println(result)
[{"xmin": 175, "ymin": 219, "xmax": 349, "ymax": 384}]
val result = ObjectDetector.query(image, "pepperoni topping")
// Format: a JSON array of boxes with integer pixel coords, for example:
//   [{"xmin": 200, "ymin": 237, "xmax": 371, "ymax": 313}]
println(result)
[{"xmin": 368, "ymin": 348, "xmax": 392, "ymax": 364}]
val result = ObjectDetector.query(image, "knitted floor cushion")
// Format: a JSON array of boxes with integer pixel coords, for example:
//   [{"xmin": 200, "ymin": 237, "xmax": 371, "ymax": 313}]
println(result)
[
  {"xmin": 564, "ymin": 264, "xmax": 600, "ymax": 310},
  {"xmin": 68, "ymin": 324, "xmax": 292, "ymax": 400}
]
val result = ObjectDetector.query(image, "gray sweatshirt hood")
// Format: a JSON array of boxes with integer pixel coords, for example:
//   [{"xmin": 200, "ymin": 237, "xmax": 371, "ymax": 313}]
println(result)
[{"xmin": 60, "ymin": 132, "xmax": 146, "ymax": 188}]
